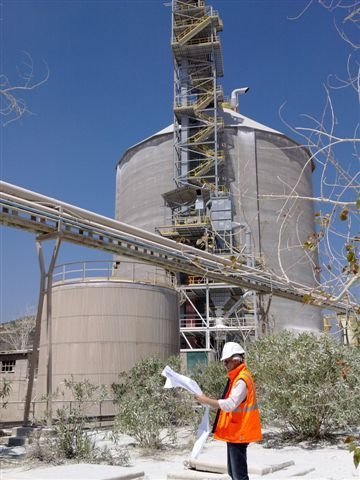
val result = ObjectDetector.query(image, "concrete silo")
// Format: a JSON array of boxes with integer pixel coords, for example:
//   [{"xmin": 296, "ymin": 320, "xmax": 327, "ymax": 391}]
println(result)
[{"xmin": 115, "ymin": 109, "xmax": 322, "ymax": 344}]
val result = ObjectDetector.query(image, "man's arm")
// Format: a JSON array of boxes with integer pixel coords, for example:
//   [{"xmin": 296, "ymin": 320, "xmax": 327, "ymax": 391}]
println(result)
[
  {"xmin": 195, "ymin": 379, "xmax": 247, "ymax": 412},
  {"xmin": 195, "ymin": 394, "xmax": 220, "ymax": 409}
]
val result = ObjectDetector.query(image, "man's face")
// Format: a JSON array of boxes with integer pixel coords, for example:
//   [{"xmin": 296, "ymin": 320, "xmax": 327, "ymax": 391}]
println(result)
[{"xmin": 223, "ymin": 355, "xmax": 239, "ymax": 372}]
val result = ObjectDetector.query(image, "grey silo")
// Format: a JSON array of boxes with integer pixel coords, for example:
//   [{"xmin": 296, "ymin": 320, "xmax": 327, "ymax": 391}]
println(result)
[
  {"xmin": 115, "ymin": 128, "xmax": 174, "ymax": 230},
  {"xmin": 35, "ymin": 277, "xmax": 179, "ymax": 416},
  {"xmin": 115, "ymin": 109, "xmax": 322, "ymax": 333},
  {"xmin": 114, "ymin": 129, "xmax": 175, "ymax": 282}
]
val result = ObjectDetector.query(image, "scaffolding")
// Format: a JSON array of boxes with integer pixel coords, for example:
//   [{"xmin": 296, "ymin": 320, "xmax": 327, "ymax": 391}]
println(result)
[
  {"xmin": 172, "ymin": 0, "xmax": 224, "ymax": 197},
  {"xmin": 156, "ymin": 1, "xmax": 258, "ymax": 356}
]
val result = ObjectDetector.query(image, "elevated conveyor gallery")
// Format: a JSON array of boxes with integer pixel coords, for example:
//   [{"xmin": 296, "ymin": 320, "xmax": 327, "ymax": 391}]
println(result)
[{"xmin": 0, "ymin": 181, "xmax": 353, "ymax": 314}]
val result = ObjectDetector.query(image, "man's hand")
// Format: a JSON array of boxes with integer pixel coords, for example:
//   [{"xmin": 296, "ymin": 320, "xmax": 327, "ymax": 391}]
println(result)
[
  {"xmin": 195, "ymin": 394, "xmax": 209, "ymax": 404},
  {"xmin": 195, "ymin": 394, "xmax": 220, "ymax": 409}
]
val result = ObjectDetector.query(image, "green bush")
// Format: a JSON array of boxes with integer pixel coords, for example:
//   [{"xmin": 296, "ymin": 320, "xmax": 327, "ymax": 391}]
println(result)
[
  {"xmin": 0, "ymin": 379, "xmax": 11, "ymax": 423},
  {"xmin": 50, "ymin": 377, "xmax": 106, "ymax": 459},
  {"xmin": 247, "ymin": 331, "xmax": 360, "ymax": 439},
  {"xmin": 112, "ymin": 356, "xmax": 198, "ymax": 449},
  {"xmin": 192, "ymin": 359, "xmax": 227, "ymax": 400},
  {"xmin": 192, "ymin": 359, "xmax": 227, "ymax": 425},
  {"xmin": 345, "ymin": 436, "xmax": 360, "ymax": 469},
  {"xmin": 0, "ymin": 379, "xmax": 11, "ymax": 408},
  {"xmin": 29, "ymin": 377, "xmax": 129, "ymax": 465}
]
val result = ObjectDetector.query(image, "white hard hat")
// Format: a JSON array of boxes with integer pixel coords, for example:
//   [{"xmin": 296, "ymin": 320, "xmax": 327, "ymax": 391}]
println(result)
[{"xmin": 220, "ymin": 342, "xmax": 245, "ymax": 361}]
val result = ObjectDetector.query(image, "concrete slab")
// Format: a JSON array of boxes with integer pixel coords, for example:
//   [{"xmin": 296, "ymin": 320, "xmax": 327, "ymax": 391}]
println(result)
[
  {"xmin": 188, "ymin": 457, "xmax": 296, "ymax": 476},
  {"xmin": 187, "ymin": 459, "xmax": 226, "ymax": 474},
  {"xmin": 2, "ymin": 464, "xmax": 145, "ymax": 480},
  {"xmin": 250, "ymin": 461, "xmax": 295, "ymax": 475},
  {"xmin": 0, "ymin": 445, "xmax": 26, "ymax": 458},
  {"xmin": 184, "ymin": 441, "xmax": 305, "ymax": 477},
  {"xmin": 167, "ymin": 472, "xmax": 230, "ymax": 480}
]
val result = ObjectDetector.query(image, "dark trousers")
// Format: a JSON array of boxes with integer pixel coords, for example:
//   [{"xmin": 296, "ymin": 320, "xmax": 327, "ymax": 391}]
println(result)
[{"xmin": 227, "ymin": 442, "xmax": 249, "ymax": 480}]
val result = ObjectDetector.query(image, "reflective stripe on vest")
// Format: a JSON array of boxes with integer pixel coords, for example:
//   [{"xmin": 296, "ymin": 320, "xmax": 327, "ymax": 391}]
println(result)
[{"xmin": 234, "ymin": 403, "xmax": 259, "ymax": 413}]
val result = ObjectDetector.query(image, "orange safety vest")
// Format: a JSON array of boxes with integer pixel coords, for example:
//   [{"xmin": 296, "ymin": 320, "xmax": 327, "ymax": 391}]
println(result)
[{"xmin": 213, "ymin": 363, "xmax": 262, "ymax": 444}]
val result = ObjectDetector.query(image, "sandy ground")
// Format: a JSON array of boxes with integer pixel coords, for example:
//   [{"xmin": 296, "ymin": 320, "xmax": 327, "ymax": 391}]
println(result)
[
  {"xmin": 0, "ymin": 430, "xmax": 358, "ymax": 480},
  {"xmin": 132, "ymin": 438, "xmax": 358, "ymax": 479}
]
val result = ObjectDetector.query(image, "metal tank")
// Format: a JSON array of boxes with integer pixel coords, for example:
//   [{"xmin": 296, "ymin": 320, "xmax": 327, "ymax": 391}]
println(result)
[
  {"xmin": 35, "ymin": 261, "xmax": 179, "ymax": 413},
  {"xmin": 114, "ymin": 128, "xmax": 175, "ymax": 281},
  {"xmin": 222, "ymin": 109, "xmax": 322, "ymax": 332},
  {"xmin": 115, "ymin": 109, "xmax": 322, "ymax": 334}
]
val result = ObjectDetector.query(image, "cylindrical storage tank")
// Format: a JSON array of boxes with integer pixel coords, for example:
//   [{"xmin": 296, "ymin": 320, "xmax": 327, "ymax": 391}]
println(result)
[
  {"xmin": 115, "ymin": 110, "xmax": 322, "ymax": 333},
  {"xmin": 114, "ymin": 127, "xmax": 175, "ymax": 281},
  {"xmin": 35, "ymin": 273, "xmax": 179, "ymax": 415},
  {"xmin": 116, "ymin": 126, "xmax": 174, "ymax": 230},
  {"xmin": 223, "ymin": 110, "xmax": 322, "ymax": 332},
  {"xmin": 225, "ymin": 127, "xmax": 322, "ymax": 332}
]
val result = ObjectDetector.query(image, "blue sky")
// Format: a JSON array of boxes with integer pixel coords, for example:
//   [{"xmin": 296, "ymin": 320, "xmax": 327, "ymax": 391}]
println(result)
[{"xmin": 0, "ymin": 0, "xmax": 357, "ymax": 322}]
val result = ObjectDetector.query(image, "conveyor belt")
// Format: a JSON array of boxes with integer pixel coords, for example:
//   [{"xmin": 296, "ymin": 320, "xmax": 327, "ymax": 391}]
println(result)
[{"xmin": 0, "ymin": 181, "xmax": 354, "ymax": 314}]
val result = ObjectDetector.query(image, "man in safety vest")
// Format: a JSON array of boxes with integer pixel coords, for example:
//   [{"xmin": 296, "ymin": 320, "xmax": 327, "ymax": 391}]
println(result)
[{"xmin": 195, "ymin": 342, "xmax": 262, "ymax": 480}]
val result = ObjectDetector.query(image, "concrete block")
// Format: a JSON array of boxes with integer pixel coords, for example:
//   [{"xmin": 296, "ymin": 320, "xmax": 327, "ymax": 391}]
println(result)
[
  {"xmin": 7, "ymin": 436, "xmax": 27, "ymax": 447},
  {"xmin": 11, "ymin": 427, "xmax": 36, "ymax": 438}
]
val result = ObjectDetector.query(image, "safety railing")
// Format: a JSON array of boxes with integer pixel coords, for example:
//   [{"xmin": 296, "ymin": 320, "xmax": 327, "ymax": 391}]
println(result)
[
  {"xmin": 0, "ymin": 398, "xmax": 116, "ymax": 427},
  {"xmin": 196, "ymin": 146, "xmax": 225, "ymax": 160},
  {"xmin": 180, "ymin": 315, "xmax": 255, "ymax": 329},
  {"xmin": 175, "ymin": 0, "xmax": 205, "ymax": 11},
  {"xmin": 53, "ymin": 260, "xmax": 176, "ymax": 289},
  {"xmin": 173, "ymin": 214, "xmax": 210, "ymax": 226},
  {"xmin": 174, "ymin": 87, "xmax": 222, "ymax": 112},
  {"xmin": 188, "ymin": 125, "xmax": 214, "ymax": 144},
  {"xmin": 178, "ymin": 34, "xmax": 221, "ymax": 48},
  {"xmin": 175, "ymin": 15, "xmax": 212, "ymax": 44}
]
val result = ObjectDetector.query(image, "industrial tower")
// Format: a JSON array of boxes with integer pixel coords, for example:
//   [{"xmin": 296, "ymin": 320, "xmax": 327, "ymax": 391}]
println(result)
[{"xmin": 157, "ymin": 0, "xmax": 257, "ymax": 359}]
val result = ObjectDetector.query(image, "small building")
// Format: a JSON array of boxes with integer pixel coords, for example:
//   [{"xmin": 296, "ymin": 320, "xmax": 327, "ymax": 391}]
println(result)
[{"xmin": 0, "ymin": 350, "xmax": 30, "ymax": 424}]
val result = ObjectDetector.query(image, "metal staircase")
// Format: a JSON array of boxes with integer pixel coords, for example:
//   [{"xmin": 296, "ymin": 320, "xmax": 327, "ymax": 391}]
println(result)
[{"xmin": 164, "ymin": 1, "xmax": 251, "ymax": 352}]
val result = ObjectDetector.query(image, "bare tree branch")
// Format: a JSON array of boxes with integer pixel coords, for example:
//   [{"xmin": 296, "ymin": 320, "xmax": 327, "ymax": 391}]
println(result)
[
  {"xmin": 0, "ymin": 52, "xmax": 49, "ymax": 126},
  {"xmin": 278, "ymin": 1, "xmax": 359, "ymax": 315}
]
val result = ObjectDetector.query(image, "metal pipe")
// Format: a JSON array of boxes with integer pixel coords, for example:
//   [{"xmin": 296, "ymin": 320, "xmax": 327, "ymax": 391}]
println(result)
[
  {"xmin": 230, "ymin": 87, "xmax": 249, "ymax": 112},
  {"xmin": 44, "ymin": 234, "xmax": 62, "ymax": 426},
  {"xmin": 23, "ymin": 241, "xmax": 46, "ymax": 425}
]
